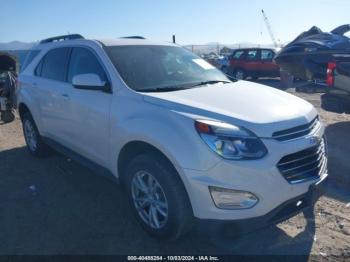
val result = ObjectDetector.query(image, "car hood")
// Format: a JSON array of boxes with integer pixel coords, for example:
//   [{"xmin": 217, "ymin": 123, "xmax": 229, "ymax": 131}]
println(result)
[{"xmin": 142, "ymin": 81, "xmax": 317, "ymax": 137}]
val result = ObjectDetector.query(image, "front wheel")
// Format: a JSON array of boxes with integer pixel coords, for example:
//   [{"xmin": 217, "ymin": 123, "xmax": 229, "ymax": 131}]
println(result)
[
  {"xmin": 233, "ymin": 69, "xmax": 246, "ymax": 80},
  {"xmin": 124, "ymin": 152, "xmax": 194, "ymax": 240}
]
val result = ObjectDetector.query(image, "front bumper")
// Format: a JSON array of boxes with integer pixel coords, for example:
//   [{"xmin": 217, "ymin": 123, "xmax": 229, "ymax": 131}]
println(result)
[
  {"xmin": 180, "ymin": 124, "xmax": 327, "ymax": 220},
  {"xmin": 197, "ymin": 176, "xmax": 328, "ymax": 234}
]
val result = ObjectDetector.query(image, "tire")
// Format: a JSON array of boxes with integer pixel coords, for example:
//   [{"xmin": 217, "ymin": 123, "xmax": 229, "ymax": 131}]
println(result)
[
  {"xmin": 1, "ymin": 111, "xmax": 15, "ymax": 123},
  {"xmin": 22, "ymin": 112, "xmax": 51, "ymax": 157},
  {"xmin": 124, "ymin": 152, "xmax": 194, "ymax": 240},
  {"xmin": 321, "ymin": 95, "xmax": 343, "ymax": 113},
  {"xmin": 233, "ymin": 69, "xmax": 246, "ymax": 80}
]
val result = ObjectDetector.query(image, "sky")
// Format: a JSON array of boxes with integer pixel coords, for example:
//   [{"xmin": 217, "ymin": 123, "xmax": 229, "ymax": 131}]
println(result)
[{"xmin": 1, "ymin": 0, "xmax": 349, "ymax": 45}]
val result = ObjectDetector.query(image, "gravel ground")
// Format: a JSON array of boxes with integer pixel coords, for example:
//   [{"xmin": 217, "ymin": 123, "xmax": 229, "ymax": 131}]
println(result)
[{"xmin": 0, "ymin": 82, "xmax": 349, "ymax": 258}]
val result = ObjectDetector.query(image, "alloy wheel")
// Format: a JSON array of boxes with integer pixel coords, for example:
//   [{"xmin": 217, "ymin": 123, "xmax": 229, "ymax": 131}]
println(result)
[
  {"xmin": 131, "ymin": 170, "xmax": 169, "ymax": 229},
  {"xmin": 24, "ymin": 119, "xmax": 38, "ymax": 152}
]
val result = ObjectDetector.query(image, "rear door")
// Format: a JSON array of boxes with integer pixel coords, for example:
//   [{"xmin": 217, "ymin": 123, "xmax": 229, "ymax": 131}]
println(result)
[
  {"xmin": 34, "ymin": 47, "xmax": 72, "ymax": 143},
  {"xmin": 260, "ymin": 49, "xmax": 280, "ymax": 77},
  {"xmin": 64, "ymin": 47, "xmax": 112, "ymax": 167}
]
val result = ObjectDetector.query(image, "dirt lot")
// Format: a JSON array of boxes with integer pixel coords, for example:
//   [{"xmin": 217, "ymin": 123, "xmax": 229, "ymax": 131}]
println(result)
[{"xmin": 0, "ymin": 81, "xmax": 349, "ymax": 258}]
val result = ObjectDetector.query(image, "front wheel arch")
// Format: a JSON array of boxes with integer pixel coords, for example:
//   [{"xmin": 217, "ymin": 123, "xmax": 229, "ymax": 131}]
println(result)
[{"xmin": 118, "ymin": 141, "xmax": 184, "ymax": 189}]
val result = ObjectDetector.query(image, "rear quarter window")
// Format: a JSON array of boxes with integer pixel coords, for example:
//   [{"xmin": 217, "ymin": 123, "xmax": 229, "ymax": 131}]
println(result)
[
  {"xmin": 261, "ymin": 50, "xmax": 274, "ymax": 60},
  {"xmin": 21, "ymin": 50, "xmax": 40, "ymax": 72}
]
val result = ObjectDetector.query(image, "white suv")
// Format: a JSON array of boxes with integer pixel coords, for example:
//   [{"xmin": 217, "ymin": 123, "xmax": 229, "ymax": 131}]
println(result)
[{"xmin": 17, "ymin": 34, "xmax": 328, "ymax": 240}]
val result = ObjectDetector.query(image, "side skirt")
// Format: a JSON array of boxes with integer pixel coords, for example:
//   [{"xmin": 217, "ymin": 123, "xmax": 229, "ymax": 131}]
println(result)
[{"xmin": 43, "ymin": 137, "xmax": 119, "ymax": 184}]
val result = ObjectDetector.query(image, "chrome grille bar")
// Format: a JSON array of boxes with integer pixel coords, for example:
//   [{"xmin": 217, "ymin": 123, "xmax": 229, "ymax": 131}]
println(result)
[
  {"xmin": 277, "ymin": 138, "xmax": 327, "ymax": 184},
  {"xmin": 273, "ymin": 117, "xmax": 320, "ymax": 141}
]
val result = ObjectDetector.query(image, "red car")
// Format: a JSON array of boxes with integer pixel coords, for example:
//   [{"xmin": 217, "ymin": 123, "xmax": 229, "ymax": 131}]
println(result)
[{"xmin": 226, "ymin": 48, "xmax": 280, "ymax": 80}]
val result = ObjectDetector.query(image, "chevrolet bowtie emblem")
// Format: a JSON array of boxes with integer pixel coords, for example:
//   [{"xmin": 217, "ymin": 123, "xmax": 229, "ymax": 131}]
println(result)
[{"xmin": 310, "ymin": 136, "xmax": 321, "ymax": 145}]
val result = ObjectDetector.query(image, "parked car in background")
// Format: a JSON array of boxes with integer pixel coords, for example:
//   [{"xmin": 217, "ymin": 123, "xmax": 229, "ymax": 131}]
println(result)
[
  {"xmin": 216, "ymin": 55, "xmax": 230, "ymax": 74},
  {"xmin": 0, "ymin": 52, "xmax": 17, "ymax": 123},
  {"xmin": 275, "ymin": 24, "xmax": 350, "ymax": 81},
  {"xmin": 227, "ymin": 48, "xmax": 280, "ymax": 80},
  {"xmin": 201, "ymin": 52, "xmax": 220, "ymax": 67},
  {"xmin": 17, "ymin": 34, "xmax": 328, "ymax": 240},
  {"xmin": 322, "ymin": 60, "xmax": 350, "ymax": 113}
]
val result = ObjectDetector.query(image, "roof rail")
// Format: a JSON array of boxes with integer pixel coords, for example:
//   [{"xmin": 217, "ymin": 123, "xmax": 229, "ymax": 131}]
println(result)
[
  {"xmin": 120, "ymin": 36, "xmax": 146, "ymax": 40},
  {"xmin": 40, "ymin": 34, "xmax": 84, "ymax": 44}
]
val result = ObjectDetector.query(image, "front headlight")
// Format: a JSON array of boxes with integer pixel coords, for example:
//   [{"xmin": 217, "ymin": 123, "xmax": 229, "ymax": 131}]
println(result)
[{"xmin": 195, "ymin": 119, "xmax": 267, "ymax": 160}]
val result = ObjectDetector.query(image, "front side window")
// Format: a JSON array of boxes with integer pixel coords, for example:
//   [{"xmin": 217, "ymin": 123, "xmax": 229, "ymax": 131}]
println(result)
[
  {"xmin": 68, "ymin": 47, "xmax": 107, "ymax": 83},
  {"xmin": 232, "ymin": 50, "xmax": 244, "ymax": 60},
  {"xmin": 105, "ymin": 45, "xmax": 229, "ymax": 92},
  {"xmin": 40, "ymin": 48, "xmax": 70, "ymax": 81}
]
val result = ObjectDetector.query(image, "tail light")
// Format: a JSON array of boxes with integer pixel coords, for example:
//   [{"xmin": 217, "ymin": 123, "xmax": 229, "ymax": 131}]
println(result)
[{"xmin": 326, "ymin": 62, "xmax": 336, "ymax": 87}]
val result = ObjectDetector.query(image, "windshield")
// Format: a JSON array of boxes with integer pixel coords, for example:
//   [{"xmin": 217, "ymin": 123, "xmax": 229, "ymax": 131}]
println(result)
[{"xmin": 105, "ymin": 45, "xmax": 230, "ymax": 92}]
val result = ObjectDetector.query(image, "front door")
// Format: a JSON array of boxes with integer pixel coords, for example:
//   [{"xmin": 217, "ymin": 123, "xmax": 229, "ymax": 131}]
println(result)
[{"xmin": 64, "ymin": 47, "xmax": 112, "ymax": 168}]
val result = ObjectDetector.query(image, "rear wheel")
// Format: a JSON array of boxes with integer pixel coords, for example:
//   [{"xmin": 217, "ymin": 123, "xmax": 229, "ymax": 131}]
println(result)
[
  {"xmin": 22, "ymin": 112, "xmax": 51, "ymax": 157},
  {"xmin": 124, "ymin": 152, "xmax": 193, "ymax": 240}
]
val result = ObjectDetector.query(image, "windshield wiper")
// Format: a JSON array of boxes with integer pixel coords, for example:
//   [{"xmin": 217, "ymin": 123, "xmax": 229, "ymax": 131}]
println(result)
[
  {"xmin": 139, "ymin": 86, "xmax": 191, "ymax": 92},
  {"xmin": 189, "ymin": 80, "xmax": 231, "ymax": 88},
  {"xmin": 139, "ymin": 80, "xmax": 232, "ymax": 93}
]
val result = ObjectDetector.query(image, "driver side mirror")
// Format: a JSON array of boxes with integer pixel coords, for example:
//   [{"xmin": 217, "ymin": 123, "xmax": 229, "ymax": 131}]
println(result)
[{"xmin": 72, "ymin": 74, "xmax": 111, "ymax": 93}]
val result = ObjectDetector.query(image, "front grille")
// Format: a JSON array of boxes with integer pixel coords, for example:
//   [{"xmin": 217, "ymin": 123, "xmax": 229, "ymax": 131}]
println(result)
[
  {"xmin": 272, "ymin": 117, "xmax": 320, "ymax": 141},
  {"xmin": 277, "ymin": 138, "xmax": 327, "ymax": 184}
]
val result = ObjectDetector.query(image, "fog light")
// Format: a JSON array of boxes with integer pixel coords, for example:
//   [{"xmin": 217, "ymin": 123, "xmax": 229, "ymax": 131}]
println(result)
[{"xmin": 209, "ymin": 186, "xmax": 258, "ymax": 209}]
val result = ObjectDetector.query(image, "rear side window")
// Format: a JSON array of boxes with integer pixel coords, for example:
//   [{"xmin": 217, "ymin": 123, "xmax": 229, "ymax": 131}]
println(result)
[
  {"xmin": 21, "ymin": 50, "xmax": 40, "ymax": 72},
  {"xmin": 68, "ymin": 47, "xmax": 107, "ymax": 83},
  {"xmin": 39, "ymin": 48, "xmax": 70, "ymax": 81}
]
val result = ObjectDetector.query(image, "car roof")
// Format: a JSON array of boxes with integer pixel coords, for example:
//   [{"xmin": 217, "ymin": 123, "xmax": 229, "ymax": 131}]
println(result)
[
  {"xmin": 98, "ymin": 38, "xmax": 176, "ymax": 47},
  {"xmin": 33, "ymin": 37, "xmax": 176, "ymax": 50}
]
